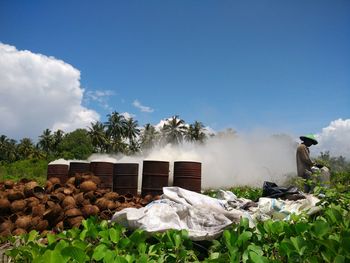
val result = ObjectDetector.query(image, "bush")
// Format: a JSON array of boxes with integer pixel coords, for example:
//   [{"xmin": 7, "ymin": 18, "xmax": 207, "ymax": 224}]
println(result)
[{"xmin": 0, "ymin": 159, "xmax": 48, "ymax": 185}]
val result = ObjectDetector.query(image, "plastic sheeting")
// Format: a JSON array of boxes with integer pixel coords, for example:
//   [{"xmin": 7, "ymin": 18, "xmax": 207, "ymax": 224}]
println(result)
[{"xmin": 110, "ymin": 187, "xmax": 320, "ymax": 241}]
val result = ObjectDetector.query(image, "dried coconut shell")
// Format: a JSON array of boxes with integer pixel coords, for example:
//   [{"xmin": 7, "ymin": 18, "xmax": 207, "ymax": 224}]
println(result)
[
  {"xmin": 53, "ymin": 192, "xmax": 66, "ymax": 202},
  {"xmin": 67, "ymin": 216, "xmax": 84, "ymax": 228},
  {"xmin": 83, "ymin": 191, "xmax": 96, "ymax": 203},
  {"xmin": 15, "ymin": 215, "xmax": 32, "ymax": 230},
  {"xmin": 0, "ymin": 220, "xmax": 14, "ymax": 233},
  {"xmin": 65, "ymin": 208, "xmax": 82, "ymax": 218},
  {"xmin": 48, "ymin": 195, "xmax": 60, "ymax": 203},
  {"xmin": 11, "ymin": 200, "xmax": 27, "ymax": 213},
  {"xmin": 33, "ymin": 218, "xmax": 48, "ymax": 232},
  {"xmin": 1, "ymin": 229, "xmax": 12, "ymax": 237},
  {"xmin": 63, "ymin": 187, "xmax": 74, "ymax": 195},
  {"xmin": 104, "ymin": 192, "xmax": 119, "ymax": 201},
  {"xmin": 81, "ymin": 205, "xmax": 99, "ymax": 218},
  {"xmin": 0, "ymin": 198, "xmax": 11, "ymax": 215},
  {"xmin": 4, "ymin": 180, "xmax": 14, "ymax": 189},
  {"xmin": 33, "ymin": 186, "xmax": 45, "ymax": 199},
  {"xmin": 95, "ymin": 198, "xmax": 110, "ymax": 210},
  {"xmin": 66, "ymin": 177, "xmax": 75, "ymax": 185},
  {"xmin": 48, "ymin": 177, "xmax": 61, "ymax": 184},
  {"xmin": 12, "ymin": 228, "xmax": 27, "ymax": 236},
  {"xmin": 25, "ymin": 197, "xmax": 40, "ymax": 208},
  {"xmin": 74, "ymin": 192, "xmax": 85, "ymax": 206},
  {"xmin": 7, "ymin": 190, "xmax": 24, "ymax": 201},
  {"xmin": 54, "ymin": 221, "xmax": 64, "ymax": 232},
  {"xmin": 32, "ymin": 204, "xmax": 45, "ymax": 217},
  {"xmin": 62, "ymin": 196, "xmax": 76, "ymax": 208},
  {"xmin": 100, "ymin": 210, "xmax": 113, "ymax": 220},
  {"xmin": 80, "ymin": 181, "xmax": 97, "ymax": 193},
  {"xmin": 24, "ymin": 181, "xmax": 39, "ymax": 197}
]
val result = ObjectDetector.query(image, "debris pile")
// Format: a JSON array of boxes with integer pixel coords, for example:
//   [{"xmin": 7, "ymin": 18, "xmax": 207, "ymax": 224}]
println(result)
[{"xmin": 0, "ymin": 174, "xmax": 160, "ymax": 236}]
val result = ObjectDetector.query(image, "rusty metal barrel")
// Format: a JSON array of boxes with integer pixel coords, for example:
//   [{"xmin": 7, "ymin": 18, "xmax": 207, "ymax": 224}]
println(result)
[
  {"xmin": 113, "ymin": 163, "xmax": 139, "ymax": 195},
  {"xmin": 68, "ymin": 161, "xmax": 90, "ymax": 177},
  {"xmin": 173, "ymin": 161, "xmax": 201, "ymax": 192},
  {"xmin": 90, "ymin": 162, "xmax": 114, "ymax": 190},
  {"xmin": 141, "ymin": 161, "xmax": 169, "ymax": 196},
  {"xmin": 47, "ymin": 164, "xmax": 69, "ymax": 184}
]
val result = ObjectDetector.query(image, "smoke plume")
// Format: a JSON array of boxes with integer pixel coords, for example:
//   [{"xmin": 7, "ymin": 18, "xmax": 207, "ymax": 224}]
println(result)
[{"xmin": 89, "ymin": 134, "xmax": 297, "ymax": 189}]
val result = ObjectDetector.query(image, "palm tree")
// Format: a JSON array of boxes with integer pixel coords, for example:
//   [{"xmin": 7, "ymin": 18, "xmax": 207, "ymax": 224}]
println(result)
[
  {"xmin": 53, "ymin": 130, "xmax": 64, "ymax": 151},
  {"xmin": 88, "ymin": 121, "xmax": 108, "ymax": 152},
  {"xmin": 162, "ymin": 115, "xmax": 187, "ymax": 144},
  {"xmin": 17, "ymin": 138, "xmax": 35, "ymax": 159},
  {"xmin": 185, "ymin": 121, "xmax": 207, "ymax": 143},
  {"xmin": 0, "ymin": 136, "xmax": 18, "ymax": 162},
  {"xmin": 6, "ymin": 139, "xmax": 18, "ymax": 162},
  {"xmin": 104, "ymin": 111, "xmax": 127, "ymax": 141},
  {"xmin": 140, "ymin": 123, "xmax": 159, "ymax": 150},
  {"xmin": 38, "ymin": 129, "xmax": 54, "ymax": 155},
  {"xmin": 124, "ymin": 118, "xmax": 140, "ymax": 144}
]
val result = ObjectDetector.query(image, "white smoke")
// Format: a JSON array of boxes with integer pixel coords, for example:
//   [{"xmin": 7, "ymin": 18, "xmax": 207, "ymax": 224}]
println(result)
[
  {"xmin": 89, "ymin": 134, "xmax": 297, "ymax": 189},
  {"xmin": 314, "ymin": 118, "xmax": 350, "ymax": 159}
]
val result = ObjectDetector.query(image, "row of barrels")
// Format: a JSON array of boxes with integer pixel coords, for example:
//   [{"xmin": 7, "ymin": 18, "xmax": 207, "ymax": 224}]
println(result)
[{"xmin": 47, "ymin": 161, "xmax": 201, "ymax": 196}]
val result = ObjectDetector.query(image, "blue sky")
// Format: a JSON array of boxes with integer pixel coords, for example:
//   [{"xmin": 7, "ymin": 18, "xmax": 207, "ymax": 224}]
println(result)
[{"xmin": 1, "ymin": 0, "xmax": 349, "ymax": 136}]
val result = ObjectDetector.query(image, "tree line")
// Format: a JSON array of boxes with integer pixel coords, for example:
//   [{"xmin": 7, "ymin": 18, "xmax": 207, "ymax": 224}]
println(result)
[{"xmin": 0, "ymin": 112, "xmax": 209, "ymax": 163}]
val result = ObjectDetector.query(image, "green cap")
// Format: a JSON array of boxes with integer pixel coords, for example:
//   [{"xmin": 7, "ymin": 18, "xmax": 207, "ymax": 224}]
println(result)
[{"xmin": 300, "ymin": 134, "xmax": 318, "ymax": 145}]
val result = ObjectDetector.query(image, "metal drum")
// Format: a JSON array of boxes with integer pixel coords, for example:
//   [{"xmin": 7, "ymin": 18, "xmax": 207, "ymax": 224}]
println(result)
[
  {"xmin": 173, "ymin": 161, "xmax": 201, "ymax": 192},
  {"xmin": 90, "ymin": 162, "xmax": 114, "ymax": 190},
  {"xmin": 47, "ymin": 164, "xmax": 69, "ymax": 184},
  {"xmin": 113, "ymin": 163, "xmax": 139, "ymax": 195},
  {"xmin": 68, "ymin": 161, "xmax": 90, "ymax": 177},
  {"xmin": 141, "ymin": 161, "xmax": 169, "ymax": 196}
]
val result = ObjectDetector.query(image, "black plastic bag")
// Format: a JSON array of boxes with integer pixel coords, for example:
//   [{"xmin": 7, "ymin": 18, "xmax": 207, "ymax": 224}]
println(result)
[{"xmin": 262, "ymin": 181, "xmax": 300, "ymax": 199}]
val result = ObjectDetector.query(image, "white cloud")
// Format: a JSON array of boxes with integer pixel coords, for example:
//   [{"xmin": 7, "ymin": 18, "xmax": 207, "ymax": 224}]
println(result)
[
  {"xmin": 120, "ymin": 112, "xmax": 135, "ymax": 120},
  {"xmin": 314, "ymin": 118, "xmax": 350, "ymax": 159},
  {"xmin": 85, "ymin": 89, "xmax": 114, "ymax": 111},
  {"xmin": 132, "ymin": 99, "xmax": 154, "ymax": 113},
  {"xmin": 0, "ymin": 43, "xmax": 99, "ymax": 139}
]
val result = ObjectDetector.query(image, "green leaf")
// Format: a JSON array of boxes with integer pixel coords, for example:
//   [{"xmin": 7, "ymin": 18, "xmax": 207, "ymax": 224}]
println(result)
[
  {"xmin": 47, "ymin": 233, "xmax": 56, "ymax": 246},
  {"xmin": 92, "ymin": 244, "xmax": 108, "ymax": 261},
  {"xmin": 295, "ymin": 222, "xmax": 309, "ymax": 234},
  {"xmin": 62, "ymin": 246, "xmax": 87, "ymax": 263},
  {"xmin": 55, "ymin": 239, "xmax": 69, "ymax": 252},
  {"xmin": 334, "ymin": 255, "xmax": 345, "ymax": 263},
  {"xmin": 341, "ymin": 237, "xmax": 350, "ymax": 254},
  {"xmin": 312, "ymin": 220, "xmax": 330, "ymax": 237},
  {"xmin": 28, "ymin": 230, "xmax": 39, "ymax": 242},
  {"xmin": 114, "ymin": 255, "xmax": 129, "ymax": 263},
  {"xmin": 71, "ymin": 240, "xmax": 88, "ymax": 250},
  {"xmin": 237, "ymin": 231, "xmax": 252, "ymax": 247},
  {"xmin": 103, "ymin": 249, "xmax": 116, "ymax": 263},
  {"xmin": 109, "ymin": 227, "xmax": 120, "ymax": 244},
  {"xmin": 40, "ymin": 249, "xmax": 68, "ymax": 263},
  {"xmin": 290, "ymin": 236, "xmax": 307, "ymax": 255},
  {"xmin": 249, "ymin": 251, "xmax": 268, "ymax": 263},
  {"xmin": 247, "ymin": 244, "xmax": 263, "ymax": 256},
  {"xmin": 209, "ymin": 252, "xmax": 220, "ymax": 259}
]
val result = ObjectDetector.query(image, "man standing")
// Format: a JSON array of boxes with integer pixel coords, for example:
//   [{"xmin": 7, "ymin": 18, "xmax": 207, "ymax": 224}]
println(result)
[{"xmin": 296, "ymin": 134, "xmax": 318, "ymax": 193}]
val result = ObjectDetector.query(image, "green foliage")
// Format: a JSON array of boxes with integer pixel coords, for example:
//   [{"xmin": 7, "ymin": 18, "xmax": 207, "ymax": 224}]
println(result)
[
  {"xmin": 0, "ymin": 159, "xmax": 47, "ymax": 185},
  {"xmin": 57, "ymin": 129, "xmax": 93, "ymax": 160},
  {"xmin": 5, "ymin": 186, "xmax": 350, "ymax": 262},
  {"xmin": 204, "ymin": 186, "xmax": 262, "ymax": 201}
]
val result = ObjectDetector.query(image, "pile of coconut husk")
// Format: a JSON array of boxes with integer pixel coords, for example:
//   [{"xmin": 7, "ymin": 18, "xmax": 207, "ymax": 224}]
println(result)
[{"xmin": 0, "ymin": 174, "xmax": 159, "ymax": 237}]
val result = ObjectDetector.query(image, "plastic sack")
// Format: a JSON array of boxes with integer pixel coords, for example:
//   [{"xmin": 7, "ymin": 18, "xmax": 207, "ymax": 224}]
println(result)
[{"xmin": 262, "ymin": 181, "xmax": 300, "ymax": 199}]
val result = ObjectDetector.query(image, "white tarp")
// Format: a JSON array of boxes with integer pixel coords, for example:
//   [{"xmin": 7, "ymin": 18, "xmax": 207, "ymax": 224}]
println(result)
[{"xmin": 110, "ymin": 187, "xmax": 320, "ymax": 241}]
